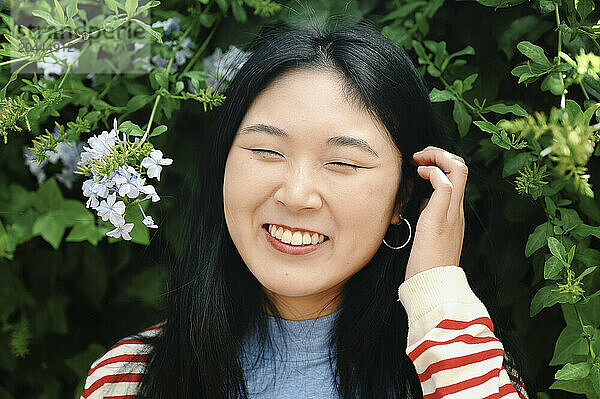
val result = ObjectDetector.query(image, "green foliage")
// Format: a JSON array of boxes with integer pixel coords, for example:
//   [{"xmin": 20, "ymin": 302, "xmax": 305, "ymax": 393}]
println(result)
[{"xmin": 0, "ymin": 0, "xmax": 599, "ymax": 397}]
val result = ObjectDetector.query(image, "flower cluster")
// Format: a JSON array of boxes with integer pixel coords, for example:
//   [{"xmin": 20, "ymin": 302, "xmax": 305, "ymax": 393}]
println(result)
[
  {"xmin": 24, "ymin": 126, "xmax": 84, "ymax": 189},
  {"xmin": 36, "ymin": 48, "xmax": 81, "ymax": 81},
  {"xmin": 134, "ymin": 17, "xmax": 195, "ymax": 73},
  {"xmin": 78, "ymin": 119, "xmax": 172, "ymax": 240},
  {"xmin": 200, "ymin": 45, "xmax": 251, "ymax": 92}
]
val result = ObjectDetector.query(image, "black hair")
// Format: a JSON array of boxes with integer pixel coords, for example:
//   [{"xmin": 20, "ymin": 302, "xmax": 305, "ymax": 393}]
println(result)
[{"xmin": 133, "ymin": 20, "xmax": 526, "ymax": 398}]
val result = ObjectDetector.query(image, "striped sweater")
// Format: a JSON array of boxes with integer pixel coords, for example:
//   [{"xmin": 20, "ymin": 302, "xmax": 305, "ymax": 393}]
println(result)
[{"xmin": 81, "ymin": 266, "xmax": 529, "ymax": 398}]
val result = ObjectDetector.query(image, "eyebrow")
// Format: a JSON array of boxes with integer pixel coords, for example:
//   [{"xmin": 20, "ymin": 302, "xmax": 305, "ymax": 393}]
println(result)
[{"xmin": 239, "ymin": 123, "xmax": 379, "ymax": 157}]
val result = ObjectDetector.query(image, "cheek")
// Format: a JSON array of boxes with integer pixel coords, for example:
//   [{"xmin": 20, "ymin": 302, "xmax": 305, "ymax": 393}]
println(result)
[{"xmin": 223, "ymin": 155, "xmax": 274, "ymax": 221}]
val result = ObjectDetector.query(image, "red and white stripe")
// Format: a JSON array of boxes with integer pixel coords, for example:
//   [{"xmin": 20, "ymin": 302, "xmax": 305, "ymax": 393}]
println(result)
[
  {"xmin": 80, "ymin": 323, "xmax": 164, "ymax": 399},
  {"xmin": 399, "ymin": 267, "xmax": 528, "ymax": 399}
]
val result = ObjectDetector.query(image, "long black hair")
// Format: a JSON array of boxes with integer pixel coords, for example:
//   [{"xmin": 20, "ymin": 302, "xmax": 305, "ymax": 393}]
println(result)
[{"xmin": 134, "ymin": 21, "xmax": 522, "ymax": 398}]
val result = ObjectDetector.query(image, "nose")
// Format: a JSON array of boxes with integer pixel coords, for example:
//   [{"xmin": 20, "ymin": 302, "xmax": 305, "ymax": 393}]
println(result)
[{"xmin": 273, "ymin": 164, "xmax": 323, "ymax": 211}]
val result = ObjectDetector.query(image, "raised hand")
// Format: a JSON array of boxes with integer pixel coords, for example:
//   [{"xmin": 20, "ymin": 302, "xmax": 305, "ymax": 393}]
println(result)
[{"xmin": 404, "ymin": 146, "xmax": 467, "ymax": 281}]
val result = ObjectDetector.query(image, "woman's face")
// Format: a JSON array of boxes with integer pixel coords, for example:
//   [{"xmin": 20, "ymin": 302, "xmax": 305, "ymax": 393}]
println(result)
[{"xmin": 223, "ymin": 68, "xmax": 404, "ymax": 320}]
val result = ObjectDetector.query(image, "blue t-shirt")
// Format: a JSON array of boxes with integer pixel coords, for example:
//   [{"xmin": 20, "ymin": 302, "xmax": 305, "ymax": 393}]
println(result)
[{"xmin": 240, "ymin": 309, "xmax": 342, "ymax": 398}]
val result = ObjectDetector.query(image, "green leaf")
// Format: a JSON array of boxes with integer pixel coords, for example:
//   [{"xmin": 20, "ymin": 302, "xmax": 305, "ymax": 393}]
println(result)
[
  {"xmin": 231, "ymin": 0, "xmax": 247, "ymax": 22},
  {"xmin": 175, "ymin": 81, "xmax": 184, "ymax": 94},
  {"xmin": 564, "ymin": 99, "xmax": 583, "ymax": 125},
  {"xmin": 517, "ymin": 41, "xmax": 552, "ymax": 67},
  {"xmin": 215, "ymin": 0, "xmax": 229, "ymax": 14},
  {"xmin": 125, "ymin": 0, "xmax": 138, "ymax": 18},
  {"xmin": 66, "ymin": 0, "xmax": 78, "ymax": 19},
  {"xmin": 124, "ymin": 206, "xmax": 149, "ymax": 245},
  {"xmin": 150, "ymin": 125, "xmax": 167, "ymax": 137},
  {"xmin": 104, "ymin": 0, "xmax": 119, "ymax": 13},
  {"xmin": 131, "ymin": 18, "xmax": 162, "ymax": 43},
  {"xmin": 152, "ymin": 68, "xmax": 169, "ymax": 90},
  {"xmin": 53, "ymin": 0, "xmax": 66, "ymax": 25},
  {"xmin": 199, "ymin": 11, "xmax": 217, "ymax": 28},
  {"xmin": 544, "ymin": 256, "xmax": 564, "ymax": 280},
  {"xmin": 550, "ymin": 326, "xmax": 589, "ymax": 365},
  {"xmin": 582, "ymin": 103, "xmax": 600, "ymax": 126},
  {"xmin": 462, "ymin": 73, "xmax": 478, "ymax": 92},
  {"xmin": 541, "ymin": 73, "xmax": 564, "ymax": 96},
  {"xmin": 556, "ymin": 362, "xmax": 591, "ymax": 380},
  {"xmin": 575, "ymin": 0, "xmax": 595, "ymax": 21},
  {"xmin": 525, "ymin": 221, "xmax": 552, "ymax": 257},
  {"xmin": 550, "ymin": 377, "xmax": 597, "ymax": 396},
  {"xmin": 429, "ymin": 88, "xmax": 454, "ymax": 102},
  {"xmin": 575, "ymin": 266, "xmax": 597, "ymax": 283},
  {"xmin": 35, "ymin": 178, "xmax": 63, "ymax": 213},
  {"xmin": 65, "ymin": 343, "xmax": 106, "ymax": 378},
  {"xmin": 548, "ymin": 236, "xmax": 566, "ymax": 260},
  {"xmin": 572, "ymin": 224, "xmax": 600, "ymax": 240},
  {"xmin": 473, "ymin": 120, "xmax": 500, "ymax": 134},
  {"xmin": 119, "ymin": 121, "xmax": 145, "ymax": 137},
  {"xmin": 485, "ymin": 103, "xmax": 528, "ymax": 116},
  {"xmin": 126, "ymin": 94, "xmax": 152, "ymax": 113},
  {"xmin": 32, "ymin": 213, "xmax": 66, "ymax": 249},
  {"xmin": 590, "ymin": 366, "xmax": 600, "ymax": 396},
  {"xmin": 530, "ymin": 284, "xmax": 568, "ymax": 316},
  {"xmin": 502, "ymin": 152, "xmax": 536, "ymax": 178},
  {"xmin": 32, "ymin": 10, "xmax": 63, "ymax": 27},
  {"xmin": 65, "ymin": 223, "xmax": 103, "ymax": 246},
  {"xmin": 452, "ymin": 100, "xmax": 471, "ymax": 137}
]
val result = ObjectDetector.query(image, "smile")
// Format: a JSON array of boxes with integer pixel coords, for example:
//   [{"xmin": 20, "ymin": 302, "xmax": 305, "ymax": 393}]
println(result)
[{"xmin": 262, "ymin": 224, "xmax": 329, "ymax": 255}]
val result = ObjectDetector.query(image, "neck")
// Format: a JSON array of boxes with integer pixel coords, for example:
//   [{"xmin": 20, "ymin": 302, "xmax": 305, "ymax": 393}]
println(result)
[{"xmin": 263, "ymin": 287, "xmax": 344, "ymax": 320}]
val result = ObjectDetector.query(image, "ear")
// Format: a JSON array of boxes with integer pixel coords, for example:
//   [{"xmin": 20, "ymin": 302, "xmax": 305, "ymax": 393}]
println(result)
[{"xmin": 390, "ymin": 178, "xmax": 414, "ymax": 225}]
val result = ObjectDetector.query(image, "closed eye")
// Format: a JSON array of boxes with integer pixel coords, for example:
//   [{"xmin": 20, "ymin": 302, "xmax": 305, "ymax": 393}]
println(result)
[
  {"xmin": 248, "ymin": 149, "xmax": 362, "ymax": 170},
  {"xmin": 328, "ymin": 162, "xmax": 362, "ymax": 171},
  {"xmin": 248, "ymin": 149, "xmax": 283, "ymax": 157}
]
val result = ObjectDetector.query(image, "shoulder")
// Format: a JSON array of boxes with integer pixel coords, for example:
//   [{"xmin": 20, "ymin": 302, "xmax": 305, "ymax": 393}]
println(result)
[{"xmin": 80, "ymin": 322, "xmax": 165, "ymax": 399}]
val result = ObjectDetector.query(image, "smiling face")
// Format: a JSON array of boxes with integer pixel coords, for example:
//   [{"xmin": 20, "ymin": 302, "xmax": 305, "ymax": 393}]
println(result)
[{"xmin": 223, "ymin": 68, "xmax": 404, "ymax": 320}]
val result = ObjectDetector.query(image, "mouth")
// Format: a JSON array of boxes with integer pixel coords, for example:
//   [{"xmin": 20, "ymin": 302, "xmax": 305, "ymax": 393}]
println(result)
[{"xmin": 262, "ymin": 224, "xmax": 330, "ymax": 246}]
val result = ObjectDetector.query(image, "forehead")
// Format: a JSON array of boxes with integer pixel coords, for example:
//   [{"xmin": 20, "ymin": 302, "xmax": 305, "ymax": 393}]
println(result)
[{"xmin": 237, "ymin": 68, "xmax": 397, "ymax": 152}]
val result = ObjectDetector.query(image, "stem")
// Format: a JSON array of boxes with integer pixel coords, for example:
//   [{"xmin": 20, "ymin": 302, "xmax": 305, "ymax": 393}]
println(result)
[
  {"xmin": 580, "ymin": 82, "xmax": 590, "ymax": 100},
  {"xmin": 136, "ymin": 24, "xmax": 194, "ymax": 148},
  {"xmin": 181, "ymin": 20, "xmax": 220, "ymax": 75},
  {"xmin": 57, "ymin": 45, "xmax": 86, "ymax": 89},
  {"xmin": 574, "ymin": 304, "xmax": 596, "ymax": 360},
  {"xmin": 438, "ymin": 75, "xmax": 490, "ymax": 123},
  {"xmin": 0, "ymin": 28, "xmax": 104, "ymax": 67},
  {"xmin": 554, "ymin": 4, "xmax": 566, "ymax": 108}
]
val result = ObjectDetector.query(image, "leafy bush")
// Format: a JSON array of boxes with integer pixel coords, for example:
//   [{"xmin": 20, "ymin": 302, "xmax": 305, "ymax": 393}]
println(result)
[{"xmin": 0, "ymin": 0, "xmax": 599, "ymax": 397}]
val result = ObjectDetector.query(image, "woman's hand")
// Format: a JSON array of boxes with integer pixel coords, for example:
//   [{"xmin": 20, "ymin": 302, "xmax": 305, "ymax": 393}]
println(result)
[{"xmin": 404, "ymin": 146, "xmax": 467, "ymax": 281}]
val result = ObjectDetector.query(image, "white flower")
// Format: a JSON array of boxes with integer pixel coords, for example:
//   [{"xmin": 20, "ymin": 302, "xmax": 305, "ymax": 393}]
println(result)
[
  {"xmin": 114, "ymin": 166, "xmax": 144, "ymax": 198},
  {"xmin": 141, "ymin": 185, "xmax": 160, "ymax": 202},
  {"xmin": 202, "ymin": 45, "xmax": 251, "ymax": 91},
  {"xmin": 142, "ymin": 215, "xmax": 158, "ymax": 229},
  {"xmin": 37, "ymin": 48, "xmax": 81, "ymax": 80},
  {"xmin": 91, "ymin": 176, "xmax": 111, "ymax": 198},
  {"xmin": 106, "ymin": 221, "xmax": 134, "ymax": 241},
  {"xmin": 82, "ymin": 179, "xmax": 100, "ymax": 209},
  {"xmin": 151, "ymin": 17, "xmax": 180, "ymax": 35},
  {"xmin": 96, "ymin": 193, "xmax": 126, "ymax": 226},
  {"xmin": 79, "ymin": 119, "xmax": 119, "ymax": 167},
  {"xmin": 141, "ymin": 150, "xmax": 173, "ymax": 181},
  {"xmin": 24, "ymin": 127, "xmax": 85, "ymax": 189}
]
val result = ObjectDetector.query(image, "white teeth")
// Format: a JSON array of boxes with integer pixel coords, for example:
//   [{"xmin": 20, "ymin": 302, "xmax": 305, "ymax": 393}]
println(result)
[
  {"xmin": 303, "ymin": 232, "xmax": 312, "ymax": 244},
  {"xmin": 281, "ymin": 229, "xmax": 292, "ymax": 244},
  {"xmin": 267, "ymin": 224, "xmax": 327, "ymax": 246},
  {"xmin": 291, "ymin": 231, "xmax": 303, "ymax": 245},
  {"xmin": 275, "ymin": 226, "xmax": 283, "ymax": 239},
  {"xmin": 311, "ymin": 233, "xmax": 319, "ymax": 244}
]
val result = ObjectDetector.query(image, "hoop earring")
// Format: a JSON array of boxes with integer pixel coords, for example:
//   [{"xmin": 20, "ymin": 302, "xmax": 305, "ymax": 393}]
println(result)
[{"xmin": 382, "ymin": 214, "xmax": 412, "ymax": 250}]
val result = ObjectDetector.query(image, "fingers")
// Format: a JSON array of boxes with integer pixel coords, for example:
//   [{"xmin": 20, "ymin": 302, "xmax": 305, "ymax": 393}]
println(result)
[
  {"xmin": 416, "ymin": 165, "xmax": 452, "ymax": 221},
  {"xmin": 412, "ymin": 147, "xmax": 468, "ymax": 219}
]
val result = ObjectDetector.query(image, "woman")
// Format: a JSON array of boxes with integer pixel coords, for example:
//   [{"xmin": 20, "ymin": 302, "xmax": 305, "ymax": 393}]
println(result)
[{"xmin": 81, "ymin": 22, "xmax": 530, "ymax": 398}]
